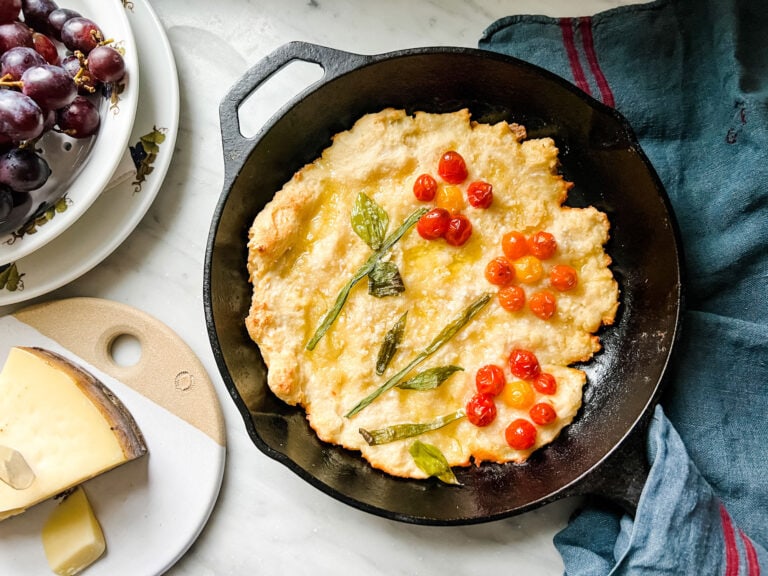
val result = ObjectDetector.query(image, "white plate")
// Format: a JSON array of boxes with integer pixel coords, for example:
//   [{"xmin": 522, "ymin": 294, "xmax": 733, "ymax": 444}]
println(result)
[
  {"xmin": 0, "ymin": 297, "xmax": 226, "ymax": 576},
  {"xmin": 0, "ymin": 0, "xmax": 178, "ymax": 306},
  {"xmin": 0, "ymin": 0, "xmax": 140, "ymax": 263}
]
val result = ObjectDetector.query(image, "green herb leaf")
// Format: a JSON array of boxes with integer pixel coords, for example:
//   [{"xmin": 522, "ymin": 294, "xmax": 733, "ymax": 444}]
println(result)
[
  {"xmin": 351, "ymin": 192, "xmax": 389, "ymax": 250},
  {"xmin": 375, "ymin": 312, "xmax": 407, "ymax": 375},
  {"xmin": 368, "ymin": 260, "xmax": 405, "ymax": 298},
  {"xmin": 306, "ymin": 208, "xmax": 427, "ymax": 351},
  {"xmin": 397, "ymin": 365, "xmax": 463, "ymax": 391},
  {"xmin": 345, "ymin": 293, "xmax": 491, "ymax": 416},
  {"xmin": 409, "ymin": 440, "xmax": 460, "ymax": 485},
  {"xmin": 359, "ymin": 409, "xmax": 466, "ymax": 445}
]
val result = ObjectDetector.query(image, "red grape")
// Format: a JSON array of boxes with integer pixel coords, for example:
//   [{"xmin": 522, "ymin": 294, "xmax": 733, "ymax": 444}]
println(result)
[
  {"xmin": 0, "ymin": 146, "xmax": 50, "ymax": 192},
  {"xmin": 46, "ymin": 7, "xmax": 78, "ymax": 41},
  {"xmin": 60, "ymin": 16, "xmax": 101, "ymax": 53},
  {"xmin": 0, "ymin": 46, "xmax": 46, "ymax": 80},
  {"xmin": 20, "ymin": 64, "xmax": 76, "ymax": 110},
  {"xmin": 61, "ymin": 53, "xmax": 98, "ymax": 94},
  {"xmin": 0, "ymin": 21, "xmax": 33, "ymax": 52},
  {"xmin": 32, "ymin": 31, "xmax": 59, "ymax": 65},
  {"xmin": 0, "ymin": 89, "xmax": 43, "ymax": 142},
  {"xmin": 21, "ymin": 0, "xmax": 59, "ymax": 34},
  {"xmin": 56, "ymin": 94, "xmax": 99, "ymax": 138},
  {"xmin": 86, "ymin": 44, "xmax": 124, "ymax": 82},
  {"xmin": 0, "ymin": 0, "xmax": 21, "ymax": 24}
]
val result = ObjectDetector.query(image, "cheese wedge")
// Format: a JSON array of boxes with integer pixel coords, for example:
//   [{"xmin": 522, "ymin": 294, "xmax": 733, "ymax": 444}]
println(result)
[
  {"xmin": 42, "ymin": 486, "xmax": 106, "ymax": 576},
  {"xmin": 0, "ymin": 346, "xmax": 147, "ymax": 521}
]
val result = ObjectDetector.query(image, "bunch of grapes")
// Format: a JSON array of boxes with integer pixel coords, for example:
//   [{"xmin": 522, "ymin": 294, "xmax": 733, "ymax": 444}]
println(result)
[{"xmin": 0, "ymin": 0, "xmax": 126, "ymax": 236}]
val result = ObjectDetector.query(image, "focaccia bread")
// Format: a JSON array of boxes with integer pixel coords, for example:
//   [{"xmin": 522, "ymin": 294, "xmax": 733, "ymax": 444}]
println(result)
[{"xmin": 246, "ymin": 108, "xmax": 618, "ymax": 480}]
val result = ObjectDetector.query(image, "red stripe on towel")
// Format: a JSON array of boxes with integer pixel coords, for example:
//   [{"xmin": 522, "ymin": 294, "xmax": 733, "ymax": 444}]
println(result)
[
  {"xmin": 740, "ymin": 529, "xmax": 761, "ymax": 576},
  {"xmin": 578, "ymin": 17, "xmax": 615, "ymax": 107},
  {"xmin": 559, "ymin": 18, "xmax": 591, "ymax": 95},
  {"xmin": 721, "ymin": 504, "xmax": 740, "ymax": 576}
]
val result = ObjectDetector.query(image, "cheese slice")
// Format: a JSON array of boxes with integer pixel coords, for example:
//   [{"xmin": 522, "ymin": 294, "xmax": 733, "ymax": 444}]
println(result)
[
  {"xmin": 42, "ymin": 486, "xmax": 106, "ymax": 576},
  {"xmin": 0, "ymin": 346, "xmax": 147, "ymax": 521}
]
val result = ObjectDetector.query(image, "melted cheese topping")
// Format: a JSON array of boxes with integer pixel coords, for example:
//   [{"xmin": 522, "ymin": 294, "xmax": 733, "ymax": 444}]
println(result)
[{"xmin": 246, "ymin": 109, "xmax": 619, "ymax": 479}]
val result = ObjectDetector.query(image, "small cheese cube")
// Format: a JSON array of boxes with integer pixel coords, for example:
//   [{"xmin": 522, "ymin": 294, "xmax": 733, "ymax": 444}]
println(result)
[{"xmin": 42, "ymin": 486, "xmax": 106, "ymax": 576}]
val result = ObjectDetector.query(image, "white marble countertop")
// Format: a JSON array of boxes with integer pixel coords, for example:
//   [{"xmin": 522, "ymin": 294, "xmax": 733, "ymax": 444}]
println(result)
[{"xmin": 2, "ymin": 1, "xmax": 645, "ymax": 574}]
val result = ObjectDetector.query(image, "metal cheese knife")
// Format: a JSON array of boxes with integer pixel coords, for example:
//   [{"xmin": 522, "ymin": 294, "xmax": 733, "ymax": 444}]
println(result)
[{"xmin": 0, "ymin": 444, "xmax": 35, "ymax": 490}]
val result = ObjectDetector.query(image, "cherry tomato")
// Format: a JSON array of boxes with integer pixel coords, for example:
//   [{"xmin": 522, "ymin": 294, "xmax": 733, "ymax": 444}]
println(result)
[
  {"xmin": 512, "ymin": 255, "xmax": 544, "ymax": 284},
  {"xmin": 505, "ymin": 418, "xmax": 537, "ymax": 450},
  {"xmin": 438, "ymin": 150, "xmax": 468, "ymax": 184},
  {"xmin": 501, "ymin": 379, "xmax": 535, "ymax": 410},
  {"xmin": 444, "ymin": 214, "xmax": 473, "ymax": 246},
  {"xmin": 416, "ymin": 207, "xmax": 450, "ymax": 240},
  {"xmin": 475, "ymin": 364, "xmax": 506, "ymax": 396},
  {"xmin": 467, "ymin": 180, "xmax": 493, "ymax": 208},
  {"xmin": 509, "ymin": 348, "xmax": 540, "ymax": 380},
  {"xmin": 529, "ymin": 402, "xmax": 557, "ymax": 425},
  {"xmin": 502, "ymin": 231, "xmax": 528, "ymax": 261},
  {"xmin": 466, "ymin": 393, "xmax": 497, "ymax": 427},
  {"xmin": 484, "ymin": 257, "xmax": 514, "ymax": 286},
  {"xmin": 533, "ymin": 372, "xmax": 557, "ymax": 395},
  {"xmin": 413, "ymin": 173, "xmax": 437, "ymax": 201},
  {"xmin": 436, "ymin": 184, "xmax": 464, "ymax": 214},
  {"xmin": 527, "ymin": 231, "xmax": 557, "ymax": 260},
  {"xmin": 550, "ymin": 264, "xmax": 578, "ymax": 291},
  {"xmin": 498, "ymin": 285, "xmax": 526, "ymax": 312},
  {"xmin": 528, "ymin": 289, "xmax": 556, "ymax": 320}
]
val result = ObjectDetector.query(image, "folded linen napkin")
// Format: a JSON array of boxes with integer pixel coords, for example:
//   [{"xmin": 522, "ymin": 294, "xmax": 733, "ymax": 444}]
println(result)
[{"xmin": 480, "ymin": 0, "xmax": 768, "ymax": 573}]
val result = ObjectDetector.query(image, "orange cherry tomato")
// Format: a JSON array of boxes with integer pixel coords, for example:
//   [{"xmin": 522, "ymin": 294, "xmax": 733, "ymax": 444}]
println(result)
[
  {"xmin": 436, "ymin": 184, "xmax": 465, "ymax": 214},
  {"xmin": 416, "ymin": 207, "xmax": 450, "ymax": 240},
  {"xmin": 512, "ymin": 255, "xmax": 544, "ymax": 284},
  {"xmin": 475, "ymin": 364, "xmax": 506, "ymax": 396},
  {"xmin": 413, "ymin": 173, "xmax": 437, "ymax": 201},
  {"xmin": 505, "ymin": 418, "xmax": 537, "ymax": 450},
  {"xmin": 533, "ymin": 372, "xmax": 557, "ymax": 395},
  {"xmin": 527, "ymin": 231, "xmax": 557, "ymax": 260},
  {"xmin": 498, "ymin": 285, "xmax": 526, "ymax": 312},
  {"xmin": 501, "ymin": 379, "xmax": 536, "ymax": 410},
  {"xmin": 529, "ymin": 289, "xmax": 557, "ymax": 320},
  {"xmin": 549, "ymin": 264, "xmax": 578, "ymax": 291},
  {"xmin": 466, "ymin": 180, "xmax": 493, "ymax": 209},
  {"xmin": 529, "ymin": 402, "xmax": 557, "ymax": 425},
  {"xmin": 466, "ymin": 393, "xmax": 497, "ymax": 427},
  {"xmin": 508, "ymin": 348, "xmax": 541, "ymax": 380},
  {"xmin": 484, "ymin": 257, "xmax": 514, "ymax": 286},
  {"xmin": 437, "ymin": 150, "xmax": 468, "ymax": 184},
  {"xmin": 501, "ymin": 231, "xmax": 528, "ymax": 261},
  {"xmin": 444, "ymin": 214, "xmax": 472, "ymax": 246}
]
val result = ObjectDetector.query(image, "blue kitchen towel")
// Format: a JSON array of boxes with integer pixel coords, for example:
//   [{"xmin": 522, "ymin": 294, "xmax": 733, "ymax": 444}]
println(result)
[{"xmin": 480, "ymin": 0, "xmax": 768, "ymax": 574}]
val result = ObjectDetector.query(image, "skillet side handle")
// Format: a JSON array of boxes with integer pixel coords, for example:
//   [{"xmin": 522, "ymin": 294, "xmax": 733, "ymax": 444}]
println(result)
[
  {"xmin": 218, "ymin": 41, "xmax": 370, "ymax": 189},
  {"xmin": 563, "ymin": 413, "xmax": 652, "ymax": 516}
]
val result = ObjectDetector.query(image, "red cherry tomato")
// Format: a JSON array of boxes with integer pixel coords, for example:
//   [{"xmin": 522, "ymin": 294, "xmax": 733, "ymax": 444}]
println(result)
[
  {"xmin": 498, "ymin": 285, "xmax": 526, "ymax": 312},
  {"xmin": 413, "ymin": 173, "xmax": 437, "ymax": 202},
  {"xmin": 466, "ymin": 393, "xmax": 497, "ymax": 427},
  {"xmin": 505, "ymin": 418, "xmax": 537, "ymax": 450},
  {"xmin": 417, "ymin": 207, "xmax": 451, "ymax": 240},
  {"xmin": 533, "ymin": 372, "xmax": 557, "ymax": 395},
  {"xmin": 475, "ymin": 364, "xmax": 506, "ymax": 396},
  {"xmin": 438, "ymin": 150, "xmax": 468, "ymax": 184},
  {"xmin": 529, "ymin": 402, "xmax": 557, "ymax": 425},
  {"xmin": 484, "ymin": 257, "xmax": 514, "ymax": 286},
  {"xmin": 549, "ymin": 264, "xmax": 578, "ymax": 291},
  {"xmin": 508, "ymin": 348, "xmax": 540, "ymax": 380},
  {"xmin": 527, "ymin": 231, "xmax": 557, "ymax": 260},
  {"xmin": 528, "ymin": 289, "xmax": 557, "ymax": 320},
  {"xmin": 502, "ymin": 231, "xmax": 529, "ymax": 261},
  {"xmin": 466, "ymin": 180, "xmax": 493, "ymax": 208},
  {"xmin": 444, "ymin": 214, "xmax": 473, "ymax": 246}
]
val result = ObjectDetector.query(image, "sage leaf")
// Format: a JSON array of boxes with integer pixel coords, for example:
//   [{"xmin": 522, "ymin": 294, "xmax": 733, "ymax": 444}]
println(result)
[
  {"xmin": 368, "ymin": 260, "xmax": 405, "ymax": 298},
  {"xmin": 345, "ymin": 293, "xmax": 491, "ymax": 416},
  {"xmin": 397, "ymin": 365, "xmax": 463, "ymax": 391},
  {"xmin": 409, "ymin": 440, "xmax": 460, "ymax": 485},
  {"xmin": 306, "ymin": 208, "xmax": 427, "ymax": 351},
  {"xmin": 375, "ymin": 312, "xmax": 407, "ymax": 375},
  {"xmin": 359, "ymin": 409, "xmax": 466, "ymax": 445},
  {"xmin": 351, "ymin": 192, "xmax": 389, "ymax": 250}
]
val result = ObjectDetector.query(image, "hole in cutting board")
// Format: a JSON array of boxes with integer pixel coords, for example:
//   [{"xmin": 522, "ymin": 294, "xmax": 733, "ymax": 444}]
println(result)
[{"xmin": 109, "ymin": 333, "xmax": 142, "ymax": 367}]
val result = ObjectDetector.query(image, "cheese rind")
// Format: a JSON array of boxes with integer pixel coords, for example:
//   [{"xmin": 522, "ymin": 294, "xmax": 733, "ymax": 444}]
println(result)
[
  {"xmin": 0, "ymin": 346, "xmax": 147, "ymax": 520},
  {"xmin": 42, "ymin": 486, "xmax": 106, "ymax": 576}
]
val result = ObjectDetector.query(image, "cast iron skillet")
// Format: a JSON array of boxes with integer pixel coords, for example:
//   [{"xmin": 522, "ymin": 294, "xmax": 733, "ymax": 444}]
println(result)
[{"xmin": 204, "ymin": 41, "xmax": 683, "ymax": 525}]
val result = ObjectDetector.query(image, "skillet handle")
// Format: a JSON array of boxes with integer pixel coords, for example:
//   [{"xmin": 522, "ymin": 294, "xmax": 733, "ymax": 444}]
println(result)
[{"xmin": 219, "ymin": 41, "xmax": 371, "ymax": 189}]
